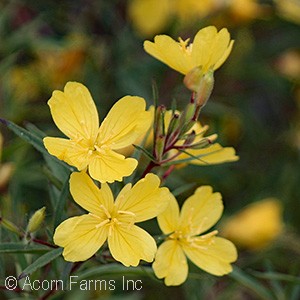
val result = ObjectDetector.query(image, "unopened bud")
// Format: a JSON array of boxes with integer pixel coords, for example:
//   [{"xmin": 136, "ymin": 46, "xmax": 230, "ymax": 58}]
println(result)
[
  {"xmin": 184, "ymin": 66, "xmax": 204, "ymax": 92},
  {"xmin": 154, "ymin": 135, "xmax": 166, "ymax": 162},
  {"xmin": 184, "ymin": 67, "xmax": 214, "ymax": 108},
  {"xmin": 154, "ymin": 105, "xmax": 166, "ymax": 138},
  {"xmin": 0, "ymin": 217, "xmax": 20, "ymax": 235},
  {"xmin": 27, "ymin": 207, "xmax": 46, "ymax": 233},
  {"xmin": 184, "ymin": 130, "xmax": 196, "ymax": 146},
  {"xmin": 166, "ymin": 113, "xmax": 180, "ymax": 137}
]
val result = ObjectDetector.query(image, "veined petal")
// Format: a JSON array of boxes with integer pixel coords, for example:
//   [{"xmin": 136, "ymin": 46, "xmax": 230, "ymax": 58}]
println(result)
[
  {"xmin": 191, "ymin": 26, "xmax": 234, "ymax": 72},
  {"xmin": 115, "ymin": 173, "xmax": 171, "ymax": 223},
  {"xmin": 70, "ymin": 172, "xmax": 114, "ymax": 215},
  {"xmin": 43, "ymin": 137, "xmax": 90, "ymax": 170},
  {"xmin": 47, "ymin": 82, "xmax": 99, "ymax": 141},
  {"xmin": 191, "ymin": 26, "xmax": 218, "ymax": 73},
  {"xmin": 211, "ymin": 28, "xmax": 234, "ymax": 70},
  {"xmin": 108, "ymin": 225, "xmax": 157, "ymax": 267},
  {"xmin": 152, "ymin": 240, "xmax": 188, "ymax": 286},
  {"xmin": 89, "ymin": 149, "xmax": 137, "ymax": 183},
  {"xmin": 97, "ymin": 96, "xmax": 152, "ymax": 150},
  {"xmin": 176, "ymin": 143, "xmax": 239, "ymax": 165},
  {"xmin": 183, "ymin": 237, "xmax": 237, "ymax": 276},
  {"xmin": 54, "ymin": 215, "xmax": 108, "ymax": 262},
  {"xmin": 179, "ymin": 186, "xmax": 223, "ymax": 235},
  {"xmin": 144, "ymin": 35, "xmax": 193, "ymax": 74},
  {"xmin": 157, "ymin": 193, "xmax": 180, "ymax": 234}
]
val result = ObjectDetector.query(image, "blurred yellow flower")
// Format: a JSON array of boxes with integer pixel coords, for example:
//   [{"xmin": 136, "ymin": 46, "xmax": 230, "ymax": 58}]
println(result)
[
  {"xmin": 153, "ymin": 186, "xmax": 237, "ymax": 286},
  {"xmin": 221, "ymin": 198, "xmax": 283, "ymax": 250},
  {"xmin": 36, "ymin": 34, "xmax": 88, "ymax": 89},
  {"xmin": 54, "ymin": 172, "xmax": 171, "ymax": 265},
  {"xmin": 144, "ymin": 26, "xmax": 234, "ymax": 75},
  {"xmin": 0, "ymin": 133, "xmax": 14, "ymax": 190},
  {"xmin": 276, "ymin": 0, "xmax": 300, "ymax": 25},
  {"xmin": 175, "ymin": 0, "xmax": 218, "ymax": 23},
  {"xmin": 128, "ymin": 0, "xmax": 173, "ymax": 37},
  {"xmin": 275, "ymin": 49, "xmax": 300, "ymax": 81},
  {"xmin": 43, "ymin": 82, "xmax": 151, "ymax": 183},
  {"xmin": 228, "ymin": 0, "xmax": 265, "ymax": 23}
]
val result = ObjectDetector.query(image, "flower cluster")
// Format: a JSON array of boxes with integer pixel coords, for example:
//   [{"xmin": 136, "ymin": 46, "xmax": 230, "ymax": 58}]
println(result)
[{"xmin": 43, "ymin": 26, "xmax": 238, "ymax": 286}]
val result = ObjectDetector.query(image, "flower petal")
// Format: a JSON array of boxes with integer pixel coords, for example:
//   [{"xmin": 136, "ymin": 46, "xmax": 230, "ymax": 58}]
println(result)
[
  {"xmin": 191, "ymin": 26, "xmax": 218, "ymax": 72},
  {"xmin": 152, "ymin": 240, "xmax": 188, "ymax": 286},
  {"xmin": 179, "ymin": 186, "xmax": 223, "ymax": 235},
  {"xmin": 43, "ymin": 137, "xmax": 90, "ymax": 170},
  {"xmin": 157, "ymin": 193, "xmax": 180, "ymax": 234},
  {"xmin": 54, "ymin": 215, "xmax": 108, "ymax": 262},
  {"xmin": 47, "ymin": 82, "xmax": 99, "ymax": 141},
  {"xmin": 212, "ymin": 28, "xmax": 234, "ymax": 70},
  {"xmin": 97, "ymin": 96, "xmax": 152, "ymax": 150},
  {"xmin": 115, "ymin": 173, "xmax": 171, "ymax": 222},
  {"xmin": 191, "ymin": 27, "xmax": 234, "ymax": 72},
  {"xmin": 70, "ymin": 171, "xmax": 114, "ymax": 215},
  {"xmin": 176, "ymin": 143, "xmax": 239, "ymax": 165},
  {"xmin": 144, "ymin": 35, "xmax": 193, "ymax": 74},
  {"xmin": 108, "ymin": 225, "xmax": 157, "ymax": 267},
  {"xmin": 183, "ymin": 236, "xmax": 237, "ymax": 276},
  {"xmin": 89, "ymin": 149, "xmax": 137, "ymax": 183}
]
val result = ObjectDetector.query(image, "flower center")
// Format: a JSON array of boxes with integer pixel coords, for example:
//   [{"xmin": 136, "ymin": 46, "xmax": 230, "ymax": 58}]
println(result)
[
  {"xmin": 178, "ymin": 37, "xmax": 193, "ymax": 55},
  {"xmin": 170, "ymin": 229, "xmax": 218, "ymax": 250},
  {"xmin": 91, "ymin": 205, "xmax": 137, "ymax": 236}
]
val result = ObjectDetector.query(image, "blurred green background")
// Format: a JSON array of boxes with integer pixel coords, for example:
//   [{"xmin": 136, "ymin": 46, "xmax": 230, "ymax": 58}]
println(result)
[{"xmin": 0, "ymin": 0, "xmax": 300, "ymax": 299}]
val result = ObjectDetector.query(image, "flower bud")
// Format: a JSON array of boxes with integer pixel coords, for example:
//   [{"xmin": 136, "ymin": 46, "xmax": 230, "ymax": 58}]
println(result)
[
  {"xmin": 0, "ymin": 217, "xmax": 20, "ymax": 235},
  {"xmin": 27, "ymin": 207, "xmax": 46, "ymax": 233},
  {"xmin": 184, "ymin": 67, "xmax": 214, "ymax": 108}
]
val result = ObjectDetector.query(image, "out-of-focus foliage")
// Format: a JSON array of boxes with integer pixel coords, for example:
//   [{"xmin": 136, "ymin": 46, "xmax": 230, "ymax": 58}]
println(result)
[{"xmin": 1, "ymin": 0, "xmax": 300, "ymax": 299}]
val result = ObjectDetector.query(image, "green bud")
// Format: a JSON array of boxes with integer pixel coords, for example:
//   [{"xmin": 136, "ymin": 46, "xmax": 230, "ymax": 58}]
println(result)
[
  {"xmin": 155, "ymin": 135, "xmax": 166, "ymax": 162},
  {"xmin": 183, "ymin": 66, "xmax": 204, "ymax": 92},
  {"xmin": 194, "ymin": 70, "xmax": 214, "ymax": 108},
  {"xmin": 0, "ymin": 217, "xmax": 20, "ymax": 235},
  {"xmin": 27, "ymin": 207, "xmax": 46, "ymax": 233}
]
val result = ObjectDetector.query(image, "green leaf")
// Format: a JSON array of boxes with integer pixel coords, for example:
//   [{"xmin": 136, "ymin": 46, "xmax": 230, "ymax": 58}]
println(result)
[
  {"xmin": 230, "ymin": 266, "xmax": 275, "ymax": 300},
  {"xmin": 53, "ymin": 179, "xmax": 70, "ymax": 229},
  {"xmin": 132, "ymin": 144, "xmax": 155, "ymax": 161},
  {"xmin": 250, "ymin": 270, "xmax": 300, "ymax": 284},
  {"xmin": 172, "ymin": 182, "xmax": 196, "ymax": 197},
  {"xmin": 0, "ymin": 119, "xmax": 75, "ymax": 172},
  {"xmin": 0, "ymin": 119, "xmax": 46, "ymax": 154},
  {"xmin": 18, "ymin": 248, "xmax": 63, "ymax": 279},
  {"xmin": 0, "ymin": 243, "xmax": 49, "ymax": 254}
]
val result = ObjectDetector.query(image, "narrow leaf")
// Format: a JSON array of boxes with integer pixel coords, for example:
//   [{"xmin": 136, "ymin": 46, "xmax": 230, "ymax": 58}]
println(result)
[
  {"xmin": 18, "ymin": 248, "xmax": 62, "ymax": 279},
  {"xmin": 230, "ymin": 266, "xmax": 275, "ymax": 300},
  {"xmin": 0, "ymin": 243, "xmax": 49, "ymax": 254},
  {"xmin": 133, "ymin": 144, "xmax": 155, "ymax": 161}
]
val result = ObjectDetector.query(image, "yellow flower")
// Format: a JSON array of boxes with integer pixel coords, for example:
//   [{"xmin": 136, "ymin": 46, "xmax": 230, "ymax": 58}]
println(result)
[
  {"xmin": 144, "ymin": 26, "xmax": 234, "ymax": 75},
  {"xmin": 229, "ymin": 0, "xmax": 265, "ymax": 23},
  {"xmin": 153, "ymin": 186, "xmax": 237, "ymax": 286},
  {"xmin": 0, "ymin": 133, "xmax": 14, "ymax": 190},
  {"xmin": 175, "ymin": 0, "xmax": 218, "ymax": 23},
  {"xmin": 54, "ymin": 172, "xmax": 171, "ymax": 265},
  {"xmin": 43, "ymin": 82, "xmax": 151, "ymax": 183},
  {"xmin": 221, "ymin": 198, "xmax": 283, "ymax": 250},
  {"xmin": 128, "ymin": 0, "xmax": 173, "ymax": 37},
  {"xmin": 275, "ymin": 0, "xmax": 300, "ymax": 25}
]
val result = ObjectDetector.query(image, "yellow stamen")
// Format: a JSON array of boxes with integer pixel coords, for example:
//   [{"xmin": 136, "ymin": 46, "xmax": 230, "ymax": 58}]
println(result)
[{"xmin": 100, "ymin": 205, "xmax": 111, "ymax": 219}]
